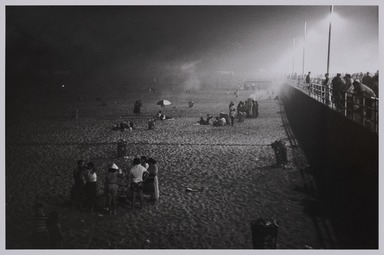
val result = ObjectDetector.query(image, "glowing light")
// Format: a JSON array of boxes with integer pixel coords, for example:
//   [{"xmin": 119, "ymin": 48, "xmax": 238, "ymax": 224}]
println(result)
[{"xmin": 62, "ymin": 84, "xmax": 65, "ymax": 88}]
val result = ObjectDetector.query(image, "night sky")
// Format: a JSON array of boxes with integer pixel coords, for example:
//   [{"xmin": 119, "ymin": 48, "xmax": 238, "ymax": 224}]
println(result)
[{"xmin": 5, "ymin": 5, "xmax": 379, "ymax": 93}]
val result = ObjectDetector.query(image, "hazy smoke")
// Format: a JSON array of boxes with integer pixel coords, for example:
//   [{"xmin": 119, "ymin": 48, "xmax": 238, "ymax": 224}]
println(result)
[{"xmin": 180, "ymin": 61, "xmax": 201, "ymax": 90}]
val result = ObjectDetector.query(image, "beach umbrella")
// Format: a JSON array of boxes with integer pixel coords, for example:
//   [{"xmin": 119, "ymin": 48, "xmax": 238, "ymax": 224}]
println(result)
[{"xmin": 156, "ymin": 99, "xmax": 172, "ymax": 107}]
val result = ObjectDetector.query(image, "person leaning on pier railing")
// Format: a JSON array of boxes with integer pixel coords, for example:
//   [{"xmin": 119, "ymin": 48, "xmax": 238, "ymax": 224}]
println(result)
[
  {"xmin": 352, "ymin": 79, "xmax": 376, "ymax": 124},
  {"xmin": 341, "ymin": 74, "xmax": 355, "ymax": 118},
  {"xmin": 331, "ymin": 73, "xmax": 344, "ymax": 111}
]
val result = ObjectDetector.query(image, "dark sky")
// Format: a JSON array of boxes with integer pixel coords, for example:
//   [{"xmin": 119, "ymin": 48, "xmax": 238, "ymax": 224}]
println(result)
[{"xmin": 5, "ymin": 5, "xmax": 379, "ymax": 91}]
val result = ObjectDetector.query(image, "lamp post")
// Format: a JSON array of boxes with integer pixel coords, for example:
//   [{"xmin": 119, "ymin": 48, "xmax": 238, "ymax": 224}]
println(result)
[
  {"xmin": 327, "ymin": 5, "xmax": 334, "ymax": 74},
  {"xmin": 292, "ymin": 37, "xmax": 295, "ymax": 74},
  {"xmin": 302, "ymin": 21, "xmax": 306, "ymax": 76}
]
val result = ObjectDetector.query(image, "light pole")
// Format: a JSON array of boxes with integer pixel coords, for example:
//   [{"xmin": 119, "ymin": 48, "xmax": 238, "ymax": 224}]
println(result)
[
  {"xmin": 327, "ymin": 5, "xmax": 334, "ymax": 74},
  {"xmin": 292, "ymin": 37, "xmax": 295, "ymax": 74},
  {"xmin": 302, "ymin": 21, "xmax": 306, "ymax": 76}
]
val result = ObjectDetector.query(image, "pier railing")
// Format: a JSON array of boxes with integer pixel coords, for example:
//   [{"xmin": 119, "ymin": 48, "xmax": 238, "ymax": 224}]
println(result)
[{"xmin": 286, "ymin": 78, "xmax": 378, "ymax": 133}]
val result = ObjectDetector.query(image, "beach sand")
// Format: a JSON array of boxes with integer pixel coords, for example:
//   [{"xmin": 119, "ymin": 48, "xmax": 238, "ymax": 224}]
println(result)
[{"xmin": 6, "ymin": 86, "xmax": 335, "ymax": 249}]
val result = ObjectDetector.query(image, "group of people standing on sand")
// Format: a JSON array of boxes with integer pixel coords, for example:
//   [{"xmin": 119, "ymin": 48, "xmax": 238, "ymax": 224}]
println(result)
[
  {"xmin": 227, "ymin": 99, "xmax": 259, "ymax": 125},
  {"xmin": 70, "ymin": 156, "xmax": 160, "ymax": 215},
  {"xmin": 233, "ymin": 99, "xmax": 259, "ymax": 119},
  {"xmin": 31, "ymin": 157, "xmax": 160, "ymax": 248},
  {"xmin": 198, "ymin": 99, "xmax": 259, "ymax": 127},
  {"xmin": 72, "ymin": 160, "xmax": 98, "ymax": 213}
]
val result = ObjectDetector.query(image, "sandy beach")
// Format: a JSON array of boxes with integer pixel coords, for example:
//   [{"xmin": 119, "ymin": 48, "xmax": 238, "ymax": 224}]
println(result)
[{"xmin": 6, "ymin": 85, "xmax": 334, "ymax": 249}]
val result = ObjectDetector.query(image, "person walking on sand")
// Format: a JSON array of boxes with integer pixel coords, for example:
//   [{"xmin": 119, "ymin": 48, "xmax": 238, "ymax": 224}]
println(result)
[
  {"xmin": 72, "ymin": 159, "xmax": 86, "ymax": 210},
  {"xmin": 84, "ymin": 162, "xmax": 97, "ymax": 213},
  {"xmin": 130, "ymin": 158, "xmax": 148, "ymax": 209},
  {"xmin": 104, "ymin": 163, "xmax": 119, "ymax": 215},
  {"xmin": 144, "ymin": 158, "xmax": 160, "ymax": 203},
  {"xmin": 47, "ymin": 211, "xmax": 63, "ymax": 248}
]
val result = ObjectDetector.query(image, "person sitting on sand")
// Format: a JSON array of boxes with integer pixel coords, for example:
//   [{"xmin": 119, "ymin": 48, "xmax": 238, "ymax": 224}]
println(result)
[
  {"xmin": 198, "ymin": 114, "xmax": 213, "ymax": 125},
  {"xmin": 130, "ymin": 158, "xmax": 149, "ymax": 209},
  {"xmin": 213, "ymin": 116, "xmax": 226, "ymax": 127},
  {"xmin": 156, "ymin": 110, "xmax": 166, "ymax": 120},
  {"xmin": 156, "ymin": 110, "xmax": 173, "ymax": 120},
  {"xmin": 104, "ymin": 163, "xmax": 119, "ymax": 215}
]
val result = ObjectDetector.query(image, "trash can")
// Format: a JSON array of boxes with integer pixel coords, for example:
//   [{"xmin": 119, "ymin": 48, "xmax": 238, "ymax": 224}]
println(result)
[
  {"xmin": 251, "ymin": 218, "xmax": 278, "ymax": 249},
  {"xmin": 189, "ymin": 101, "xmax": 194, "ymax": 108},
  {"xmin": 117, "ymin": 139, "xmax": 127, "ymax": 157},
  {"xmin": 271, "ymin": 140, "xmax": 287, "ymax": 166}
]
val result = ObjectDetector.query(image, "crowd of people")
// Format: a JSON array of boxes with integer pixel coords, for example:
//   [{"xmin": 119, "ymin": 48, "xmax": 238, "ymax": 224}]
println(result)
[
  {"xmin": 289, "ymin": 71, "xmax": 379, "ymax": 128},
  {"xmin": 31, "ymin": 156, "xmax": 160, "ymax": 248},
  {"xmin": 71, "ymin": 157, "xmax": 160, "ymax": 214},
  {"xmin": 290, "ymin": 70, "xmax": 379, "ymax": 98},
  {"xmin": 197, "ymin": 98, "xmax": 259, "ymax": 127}
]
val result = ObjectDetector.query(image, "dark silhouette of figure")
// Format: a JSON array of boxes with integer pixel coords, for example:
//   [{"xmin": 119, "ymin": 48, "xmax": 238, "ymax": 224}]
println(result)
[
  {"xmin": 133, "ymin": 100, "xmax": 142, "ymax": 115},
  {"xmin": 362, "ymin": 72, "xmax": 373, "ymax": 90},
  {"xmin": 331, "ymin": 73, "xmax": 343, "ymax": 110},
  {"xmin": 72, "ymin": 160, "xmax": 86, "ymax": 210},
  {"xmin": 305, "ymin": 71, "xmax": 311, "ymax": 84}
]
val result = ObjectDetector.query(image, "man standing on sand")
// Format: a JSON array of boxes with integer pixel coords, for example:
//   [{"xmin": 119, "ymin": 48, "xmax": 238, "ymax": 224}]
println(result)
[
  {"xmin": 130, "ymin": 158, "xmax": 148, "ymax": 209},
  {"xmin": 229, "ymin": 104, "xmax": 236, "ymax": 126},
  {"xmin": 229, "ymin": 101, "xmax": 234, "ymax": 111},
  {"xmin": 72, "ymin": 159, "xmax": 86, "ymax": 210}
]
